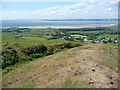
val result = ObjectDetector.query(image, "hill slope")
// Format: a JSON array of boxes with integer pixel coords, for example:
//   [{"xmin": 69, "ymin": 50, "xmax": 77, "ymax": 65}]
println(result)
[{"xmin": 3, "ymin": 44, "xmax": 118, "ymax": 88}]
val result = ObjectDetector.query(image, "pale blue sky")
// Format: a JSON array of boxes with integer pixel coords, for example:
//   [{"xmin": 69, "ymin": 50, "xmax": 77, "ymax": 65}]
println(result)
[
  {"xmin": 3, "ymin": 2, "xmax": 75, "ymax": 11},
  {"xmin": 1, "ymin": 0, "xmax": 119, "ymax": 19}
]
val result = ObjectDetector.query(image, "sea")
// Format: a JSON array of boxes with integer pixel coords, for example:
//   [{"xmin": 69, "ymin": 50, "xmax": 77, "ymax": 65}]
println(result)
[{"xmin": 1, "ymin": 19, "xmax": 118, "ymax": 28}]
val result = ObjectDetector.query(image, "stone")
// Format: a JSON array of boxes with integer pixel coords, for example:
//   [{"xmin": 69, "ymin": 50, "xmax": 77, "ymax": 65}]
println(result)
[
  {"xmin": 110, "ymin": 82, "xmax": 113, "ymax": 85},
  {"xmin": 88, "ymin": 81, "xmax": 94, "ymax": 84},
  {"xmin": 92, "ymin": 69, "xmax": 95, "ymax": 72}
]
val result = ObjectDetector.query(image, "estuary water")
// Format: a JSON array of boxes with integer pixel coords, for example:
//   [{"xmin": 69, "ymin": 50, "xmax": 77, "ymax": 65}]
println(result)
[{"xmin": 1, "ymin": 20, "xmax": 118, "ymax": 28}]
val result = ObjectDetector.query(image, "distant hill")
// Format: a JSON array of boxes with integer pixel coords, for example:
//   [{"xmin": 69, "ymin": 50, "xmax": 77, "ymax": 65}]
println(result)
[
  {"xmin": 2, "ymin": 19, "xmax": 118, "ymax": 22},
  {"xmin": 42, "ymin": 19, "xmax": 118, "ymax": 21}
]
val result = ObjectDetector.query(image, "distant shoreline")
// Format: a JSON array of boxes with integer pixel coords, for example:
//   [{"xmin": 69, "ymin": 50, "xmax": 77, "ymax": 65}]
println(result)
[
  {"xmin": 1, "ymin": 24, "xmax": 117, "ymax": 29},
  {"xmin": 18, "ymin": 24, "xmax": 116, "ymax": 29},
  {"xmin": 19, "ymin": 25, "xmax": 96, "ymax": 29}
]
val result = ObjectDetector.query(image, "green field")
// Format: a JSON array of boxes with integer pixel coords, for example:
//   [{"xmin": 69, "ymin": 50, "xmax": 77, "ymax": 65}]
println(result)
[{"xmin": 98, "ymin": 34, "xmax": 118, "ymax": 40}]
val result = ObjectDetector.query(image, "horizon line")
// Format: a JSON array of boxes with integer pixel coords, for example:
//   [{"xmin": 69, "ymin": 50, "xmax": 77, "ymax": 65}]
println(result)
[{"xmin": 1, "ymin": 18, "xmax": 118, "ymax": 20}]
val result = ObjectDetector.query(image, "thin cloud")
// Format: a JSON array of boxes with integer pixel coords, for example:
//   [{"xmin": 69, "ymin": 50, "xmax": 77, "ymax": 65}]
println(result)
[{"xmin": 3, "ymin": 0, "xmax": 118, "ymax": 19}]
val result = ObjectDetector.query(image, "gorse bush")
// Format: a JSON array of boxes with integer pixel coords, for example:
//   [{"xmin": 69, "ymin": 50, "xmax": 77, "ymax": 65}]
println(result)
[
  {"xmin": 55, "ymin": 49, "xmax": 63, "ymax": 52},
  {"xmin": 2, "ymin": 50, "xmax": 19, "ymax": 69},
  {"xmin": 22, "ymin": 44, "xmax": 47, "ymax": 55},
  {"xmin": 47, "ymin": 44, "xmax": 63, "ymax": 52},
  {"xmin": 47, "ymin": 42, "xmax": 81, "ymax": 52},
  {"xmin": 62, "ymin": 42, "xmax": 73, "ymax": 48},
  {"xmin": 2, "ymin": 65, "xmax": 18, "ymax": 74},
  {"xmin": 73, "ymin": 43, "xmax": 82, "ymax": 47},
  {"xmin": 30, "ymin": 53, "xmax": 44, "ymax": 58},
  {"xmin": 44, "ymin": 50, "xmax": 54, "ymax": 55},
  {"xmin": 28, "ymin": 50, "xmax": 54, "ymax": 58},
  {"xmin": 22, "ymin": 56, "xmax": 33, "ymax": 61}
]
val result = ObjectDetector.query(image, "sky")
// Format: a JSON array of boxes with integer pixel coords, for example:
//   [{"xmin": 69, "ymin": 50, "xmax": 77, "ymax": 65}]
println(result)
[{"xmin": 1, "ymin": 0, "xmax": 119, "ymax": 20}]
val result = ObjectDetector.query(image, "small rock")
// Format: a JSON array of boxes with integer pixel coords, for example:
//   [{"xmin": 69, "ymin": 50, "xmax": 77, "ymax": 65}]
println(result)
[
  {"xmin": 73, "ymin": 72, "xmax": 78, "ymax": 76},
  {"xmin": 109, "ymin": 77, "xmax": 113, "ymax": 80},
  {"xmin": 92, "ymin": 69, "xmax": 95, "ymax": 72},
  {"xmin": 96, "ymin": 64, "xmax": 99, "ymax": 67},
  {"xmin": 88, "ymin": 81, "xmax": 94, "ymax": 84},
  {"xmin": 8, "ymin": 82, "xmax": 12, "ymax": 84},
  {"xmin": 110, "ymin": 82, "xmax": 113, "ymax": 85},
  {"xmin": 83, "ymin": 59, "xmax": 85, "ymax": 61}
]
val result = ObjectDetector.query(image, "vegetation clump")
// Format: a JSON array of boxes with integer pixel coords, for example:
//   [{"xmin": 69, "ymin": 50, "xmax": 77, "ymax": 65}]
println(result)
[
  {"xmin": 2, "ymin": 27, "xmax": 31, "ymax": 33},
  {"xmin": 22, "ymin": 44, "xmax": 47, "ymax": 55},
  {"xmin": 47, "ymin": 42, "xmax": 81, "ymax": 52},
  {"xmin": 2, "ymin": 42, "xmax": 81, "ymax": 73},
  {"xmin": 2, "ymin": 49, "xmax": 19, "ymax": 69}
]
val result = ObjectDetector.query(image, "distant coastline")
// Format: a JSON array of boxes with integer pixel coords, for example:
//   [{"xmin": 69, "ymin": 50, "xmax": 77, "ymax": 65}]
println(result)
[
  {"xmin": 1, "ymin": 20, "xmax": 117, "ymax": 28},
  {"xmin": 18, "ymin": 24, "xmax": 116, "ymax": 29}
]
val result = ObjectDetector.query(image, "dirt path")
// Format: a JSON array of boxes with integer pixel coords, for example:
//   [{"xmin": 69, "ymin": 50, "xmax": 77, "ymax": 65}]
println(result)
[{"xmin": 3, "ymin": 44, "xmax": 118, "ymax": 88}]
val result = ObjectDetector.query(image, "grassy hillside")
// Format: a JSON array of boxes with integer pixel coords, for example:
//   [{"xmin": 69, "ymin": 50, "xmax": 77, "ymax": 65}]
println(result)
[
  {"xmin": 1, "ymin": 26, "xmax": 119, "ymax": 88},
  {"xmin": 2, "ymin": 44, "xmax": 118, "ymax": 88}
]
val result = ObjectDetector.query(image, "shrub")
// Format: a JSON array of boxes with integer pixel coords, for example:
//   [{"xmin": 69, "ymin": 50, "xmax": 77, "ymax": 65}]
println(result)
[
  {"xmin": 47, "ymin": 42, "xmax": 81, "ymax": 52},
  {"xmin": 62, "ymin": 42, "xmax": 73, "ymax": 48},
  {"xmin": 55, "ymin": 49, "xmax": 63, "ymax": 52},
  {"xmin": 22, "ymin": 56, "xmax": 33, "ymax": 61},
  {"xmin": 2, "ymin": 50, "xmax": 19, "ymax": 69},
  {"xmin": 22, "ymin": 44, "xmax": 47, "ymax": 55},
  {"xmin": 30, "ymin": 50, "xmax": 54, "ymax": 58},
  {"xmin": 73, "ymin": 43, "xmax": 81, "ymax": 47},
  {"xmin": 47, "ymin": 44, "xmax": 63, "ymax": 52},
  {"xmin": 2, "ymin": 65, "xmax": 18, "ymax": 73},
  {"xmin": 30, "ymin": 53, "xmax": 44, "ymax": 58},
  {"xmin": 44, "ymin": 50, "xmax": 54, "ymax": 55}
]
